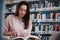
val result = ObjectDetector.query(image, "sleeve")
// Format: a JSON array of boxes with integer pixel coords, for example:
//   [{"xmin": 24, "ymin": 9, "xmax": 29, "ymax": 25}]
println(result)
[{"xmin": 4, "ymin": 16, "xmax": 10, "ymax": 32}]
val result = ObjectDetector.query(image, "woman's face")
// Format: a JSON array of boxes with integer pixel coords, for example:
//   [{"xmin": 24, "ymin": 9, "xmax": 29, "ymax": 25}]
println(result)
[{"xmin": 18, "ymin": 5, "xmax": 27, "ymax": 18}]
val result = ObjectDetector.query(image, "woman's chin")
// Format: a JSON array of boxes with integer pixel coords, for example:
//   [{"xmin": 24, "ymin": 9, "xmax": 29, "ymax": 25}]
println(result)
[{"xmin": 21, "ymin": 15, "xmax": 25, "ymax": 18}]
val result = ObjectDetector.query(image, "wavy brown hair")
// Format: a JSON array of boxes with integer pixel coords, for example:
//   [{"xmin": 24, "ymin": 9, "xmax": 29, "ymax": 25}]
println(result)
[{"xmin": 15, "ymin": 1, "xmax": 30, "ymax": 29}]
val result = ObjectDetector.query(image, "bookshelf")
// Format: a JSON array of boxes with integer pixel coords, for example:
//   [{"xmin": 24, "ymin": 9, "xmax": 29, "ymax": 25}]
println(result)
[
  {"xmin": 30, "ymin": 7, "xmax": 60, "ymax": 12},
  {"xmin": 5, "ymin": 0, "xmax": 60, "ymax": 40}
]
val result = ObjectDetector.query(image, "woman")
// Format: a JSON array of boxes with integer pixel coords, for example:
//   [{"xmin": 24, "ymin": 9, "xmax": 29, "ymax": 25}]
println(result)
[{"xmin": 3, "ymin": 1, "xmax": 32, "ymax": 37}]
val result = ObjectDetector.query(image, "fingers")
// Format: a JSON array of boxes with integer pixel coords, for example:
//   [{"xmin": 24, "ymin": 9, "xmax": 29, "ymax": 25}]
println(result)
[
  {"xmin": 9, "ymin": 31, "xmax": 17, "ymax": 37},
  {"xmin": 19, "ymin": 32, "xmax": 27, "ymax": 37},
  {"xmin": 12, "ymin": 31, "xmax": 17, "ymax": 36}
]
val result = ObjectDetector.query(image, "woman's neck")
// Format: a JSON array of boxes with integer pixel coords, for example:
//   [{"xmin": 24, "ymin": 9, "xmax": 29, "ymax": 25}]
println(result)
[{"xmin": 18, "ymin": 16, "xmax": 23, "ymax": 22}]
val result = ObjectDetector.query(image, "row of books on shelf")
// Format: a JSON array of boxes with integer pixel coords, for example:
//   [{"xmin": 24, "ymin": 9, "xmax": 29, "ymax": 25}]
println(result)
[
  {"xmin": 30, "ymin": 1, "xmax": 56, "ymax": 9},
  {"xmin": 30, "ymin": 12, "xmax": 60, "ymax": 21},
  {"xmin": 32, "ymin": 19, "xmax": 59, "ymax": 22},
  {"xmin": 6, "ymin": 0, "xmax": 60, "ymax": 12},
  {"xmin": 6, "ymin": 0, "xmax": 60, "ymax": 7},
  {"xmin": 6, "ymin": 5, "xmax": 17, "ymax": 12},
  {"xmin": 6, "ymin": 6, "xmax": 60, "ymax": 13},
  {"xmin": 30, "ymin": 7, "xmax": 60, "ymax": 12},
  {"xmin": 32, "ymin": 24, "xmax": 60, "ymax": 34},
  {"xmin": 6, "ymin": 0, "xmax": 23, "ymax": 4},
  {"xmin": 6, "ymin": 0, "xmax": 39, "ymax": 4}
]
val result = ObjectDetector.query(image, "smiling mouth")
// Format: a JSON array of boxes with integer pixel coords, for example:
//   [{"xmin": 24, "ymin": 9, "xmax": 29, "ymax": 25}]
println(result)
[{"xmin": 21, "ymin": 14, "xmax": 25, "ymax": 17}]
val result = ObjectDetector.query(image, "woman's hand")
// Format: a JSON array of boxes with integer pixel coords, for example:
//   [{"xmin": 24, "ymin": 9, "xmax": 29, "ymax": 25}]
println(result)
[
  {"xmin": 3, "ymin": 31, "xmax": 17, "ymax": 37},
  {"xmin": 19, "ymin": 34, "xmax": 25, "ymax": 37},
  {"xmin": 9, "ymin": 31, "xmax": 17, "ymax": 36},
  {"xmin": 20, "ymin": 33, "xmax": 30, "ymax": 37},
  {"xmin": 19, "ymin": 33, "xmax": 28, "ymax": 37}
]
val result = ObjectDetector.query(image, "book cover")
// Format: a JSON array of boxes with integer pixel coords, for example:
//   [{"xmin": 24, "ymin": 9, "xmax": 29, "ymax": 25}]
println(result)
[{"xmin": 3, "ymin": 35, "xmax": 39, "ymax": 40}]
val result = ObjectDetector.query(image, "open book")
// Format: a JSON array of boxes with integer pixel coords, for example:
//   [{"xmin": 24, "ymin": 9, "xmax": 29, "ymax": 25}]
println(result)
[{"xmin": 3, "ymin": 35, "xmax": 40, "ymax": 40}]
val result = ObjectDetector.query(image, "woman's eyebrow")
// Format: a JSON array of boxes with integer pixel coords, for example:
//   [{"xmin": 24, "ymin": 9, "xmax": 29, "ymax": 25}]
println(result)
[{"xmin": 20, "ymin": 8, "xmax": 27, "ymax": 10}]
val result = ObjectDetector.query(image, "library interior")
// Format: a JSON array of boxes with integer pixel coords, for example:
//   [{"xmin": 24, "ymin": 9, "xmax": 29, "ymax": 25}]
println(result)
[{"xmin": 3, "ymin": 0, "xmax": 60, "ymax": 40}]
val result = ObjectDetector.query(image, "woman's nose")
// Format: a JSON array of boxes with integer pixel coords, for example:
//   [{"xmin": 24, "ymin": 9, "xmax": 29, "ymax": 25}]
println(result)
[{"xmin": 22, "ymin": 11, "xmax": 26, "ymax": 14}]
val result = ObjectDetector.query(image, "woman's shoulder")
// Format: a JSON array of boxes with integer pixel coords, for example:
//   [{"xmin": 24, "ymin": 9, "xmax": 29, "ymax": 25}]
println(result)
[{"xmin": 6, "ymin": 14, "xmax": 16, "ymax": 19}]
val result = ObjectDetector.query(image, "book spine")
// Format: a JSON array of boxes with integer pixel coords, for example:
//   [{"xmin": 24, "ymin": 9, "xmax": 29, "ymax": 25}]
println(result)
[
  {"xmin": 42, "ymin": 14, "xmax": 46, "ymax": 20},
  {"xmin": 6, "ymin": 0, "xmax": 11, "ymax": 4},
  {"xmin": 35, "ymin": 26, "xmax": 39, "ymax": 32},
  {"xmin": 53, "ymin": 24, "xmax": 57, "ymax": 31},
  {"xmin": 37, "ymin": 13, "xmax": 41, "ymax": 19}
]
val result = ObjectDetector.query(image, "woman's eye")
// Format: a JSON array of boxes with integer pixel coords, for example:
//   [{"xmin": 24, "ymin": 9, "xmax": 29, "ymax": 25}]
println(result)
[
  {"xmin": 19, "ymin": 8, "xmax": 27, "ymax": 12},
  {"xmin": 19, "ymin": 8, "xmax": 23, "ymax": 11}
]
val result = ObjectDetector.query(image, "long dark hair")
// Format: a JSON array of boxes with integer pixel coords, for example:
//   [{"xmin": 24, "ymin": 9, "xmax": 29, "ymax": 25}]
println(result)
[{"xmin": 15, "ymin": 1, "xmax": 30, "ymax": 29}]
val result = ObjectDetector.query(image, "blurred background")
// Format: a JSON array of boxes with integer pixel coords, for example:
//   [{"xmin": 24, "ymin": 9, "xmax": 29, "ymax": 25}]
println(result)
[
  {"xmin": 0, "ymin": 0, "xmax": 5, "ymax": 40},
  {"xmin": 2, "ymin": 0, "xmax": 60, "ymax": 40}
]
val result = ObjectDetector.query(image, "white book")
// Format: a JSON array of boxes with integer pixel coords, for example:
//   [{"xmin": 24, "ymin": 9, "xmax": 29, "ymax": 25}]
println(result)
[
  {"xmin": 31, "ymin": 14, "xmax": 35, "ymax": 20},
  {"xmin": 13, "ymin": 35, "xmax": 39, "ymax": 40},
  {"xmin": 3, "ymin": 35, "xmax": 39, "ymax": 40},
  {"xmin": 37, "ymin": 14, "xmax": 41, "ymax": 19},
  {"xmin": 41, "ymin": 25, "xmax": 44, "ymax": 34},
  {"xmin": 35, "ymin": 26, "xmax": 39, "ymax": 33},
  {"xmin": 41, "ymin": 25, "xmax": 43, "ymax": 31},
  {"xmin": 49, "ymin": 25, "xmax": 53, "ymax": 33},
  {"xmin": 42, "ymin": 14, "xmax": 46, "ymax": 20},
  {"xmin": 45, "ymin": 1, "xmax": 48, "ymax": 8},
  {"xmin": 50, "ymin": 13, "xmax": 53, "ymax": 19}
]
